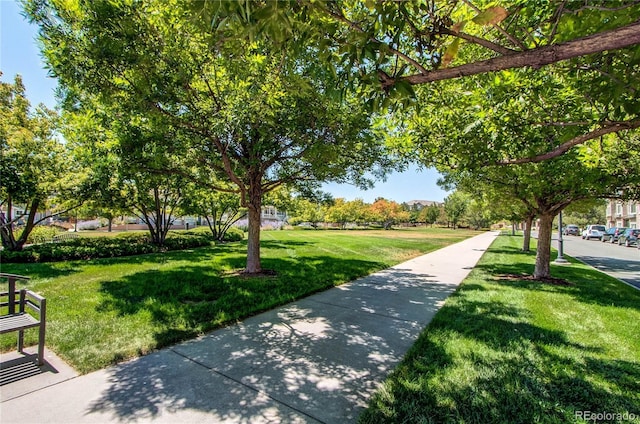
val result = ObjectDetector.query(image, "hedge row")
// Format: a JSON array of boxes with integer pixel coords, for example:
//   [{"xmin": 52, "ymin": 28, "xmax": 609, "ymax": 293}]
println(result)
[{"xmin": 1, "ymin": 228, "xmax": 244, "ymax": 263}]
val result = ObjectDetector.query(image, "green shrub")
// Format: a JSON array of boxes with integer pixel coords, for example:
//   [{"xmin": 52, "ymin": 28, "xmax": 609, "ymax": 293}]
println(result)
[
  {"xmin": 234, "ymin": 224, "xmax": 249, "ymax": 233},
  {"xmin": 189, "ymin": 226, "xmax": 244, "ymax": 242},
  {"xmin": 0, "ymin": 249, "xmax": 41, "ymax": 263},
  {"xmin": 16, "ymin": 225, "xmax": 64, "ymax": 244},
  {"xmin": 0, "ymin": 231, "xmax": 215, "ymax": 263},
  {"xmin": 222, "ymin": 227, "xmax": 244, "ymax": 242},
  {"xmin": 164, "ymin": 231, "xmax": 213, "ymax": 250}
]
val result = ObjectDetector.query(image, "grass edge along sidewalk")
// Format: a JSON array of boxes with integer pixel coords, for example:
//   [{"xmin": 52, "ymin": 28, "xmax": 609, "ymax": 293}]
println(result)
[
  {"xmin": 0, "ymin": 228, "xmax": 479, "ymax": 374},
  {"xmin": 360, "ymin": 233, "xmax": 640, "ymax": 424}
]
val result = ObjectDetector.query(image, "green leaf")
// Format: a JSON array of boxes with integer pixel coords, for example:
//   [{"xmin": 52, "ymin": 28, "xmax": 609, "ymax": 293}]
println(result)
[
  {"xmin": 394, "ymin": 80, "xmax": 416, "ymax": 98},
  {"xmin": 442, "ymin": 38, "xmax": 461, "ymax": 68},
  {"xmin": 472, "ymin": 6, "xmax": 508, "ymax": 26}
]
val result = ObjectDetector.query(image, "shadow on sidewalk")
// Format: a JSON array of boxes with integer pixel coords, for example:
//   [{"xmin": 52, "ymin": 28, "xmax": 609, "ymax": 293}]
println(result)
[
  {"xmin": 84, "ymin": 268, "xmax": 462, "ymax": 423},
  {"xmin": 1, "ymin": 353, "xmax": 50, "ymax": 386},
  {"xmin": 1, "ymin": 347, "xmax": 78, "ymax": 403}
]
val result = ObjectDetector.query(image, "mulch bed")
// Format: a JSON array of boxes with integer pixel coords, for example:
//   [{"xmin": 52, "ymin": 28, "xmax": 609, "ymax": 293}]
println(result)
[
  {"xmin": 495, "ymin": 274, "xmax": 574, "ymax": 286},
  {"xmin": 223, "ymin": 269, "xmax": 278, "ymax": 278}
]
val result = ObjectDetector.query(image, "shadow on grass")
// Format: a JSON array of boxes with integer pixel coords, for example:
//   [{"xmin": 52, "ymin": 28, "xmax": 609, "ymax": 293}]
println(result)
[
  {"xmin": 86, "ymin": 259, "xmax": 456, "ymax": 422},
  {"xmin": 0, "ymin": 261, "xmax": 80, "ymax": 282},
  {"xmin": 0, "ymin": 241, "xmax": 248, "ymax": 283},
  {"xmin": 361, "ymin": 238, "xmax": 640, "ymax": 423},
  {"xmin": 518, "ymin": 265, "xmax": 639, "ymax": 311},
  {"xmin": 97, "ymin": 254, "xmax": 387, "ymax": 349},
  {"xmin": 362, "ymin": 291, "xmax": 639, "ymax": 423},
  {"xmin": 474, "ymin": 245, "xmax": 640, "ymax": 311},
  {"xmin": 258, "ymin": 240, "xmax": 314, "ymax": 249}
]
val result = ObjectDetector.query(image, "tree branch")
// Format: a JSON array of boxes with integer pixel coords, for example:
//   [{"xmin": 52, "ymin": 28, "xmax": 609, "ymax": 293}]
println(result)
[
  {"xmin": 497, "ymin": 119, "xmax": 640, "ymax": 165},
  {"xmin": 385, "ymin": 19, "xmax": 640, "ymax": 87},
  {"xmin": 547, "ymin": 0, "xmax": 567, "ymax": 44},
  {"xmin": 533, "ymin": 121, "xmax": 591, "ymax": 127},
  {"xmin": 320, "ymin": 4, "xmax": 430, "ymax": 75},
  {"xmin": 440, "ymin": 28, "xmax": 515, "ymax": 55}
]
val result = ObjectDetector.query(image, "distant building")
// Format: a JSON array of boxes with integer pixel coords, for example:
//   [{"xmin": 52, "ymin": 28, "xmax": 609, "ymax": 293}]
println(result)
[
  {"xmin": 0, "ymin": 203, "xmax": 47, "ymax": 226},
  {"xmin": 260, "ymin": 205, "xmax": 287, "ymax": 226},
  {"xmin": 233, "ymin": 205, "xmax": 288, "ymax": 229},
  {"xmin": 605, "ymin": 200, "xmax": 639, "ymax": 229},
  {"xmin": 405, "ymin": 200, "xmax": 442, "ymax": 210}
]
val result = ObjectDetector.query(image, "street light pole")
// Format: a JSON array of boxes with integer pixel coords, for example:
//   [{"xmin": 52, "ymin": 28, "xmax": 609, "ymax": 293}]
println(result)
[{"xmin": 555, "ymin": 210, "xmax": 568, "ymax": 264}]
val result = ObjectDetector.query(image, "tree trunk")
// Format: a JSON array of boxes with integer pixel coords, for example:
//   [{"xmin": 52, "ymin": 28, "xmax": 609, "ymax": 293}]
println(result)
[
  {"xmin": 107, "ymin": 217, "xmax": 113, "ymax": 232},
  {"xmin": 1, "ymin": 195, "xmax": 17, "ymax": 250},
  {"xmin": 245, "ymin": 185, "xmax": 263, "ymax": 274},
  {"xmin": 534, "ymin": 213, "xmax": 553, "ymax": 279},
  {"xmin": 522, "ymin": 215, "xmax": 534, "ymax": 252},
  {"xmin": 15, "ymin": 200, "xmax": 40, "ymax": 250}
]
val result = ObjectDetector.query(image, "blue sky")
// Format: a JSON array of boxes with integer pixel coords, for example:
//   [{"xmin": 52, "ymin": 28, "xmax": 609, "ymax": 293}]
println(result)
[
  {"xmin": 1, "ymin": 0, "xmax": 57, "ymax": 107},
  {"xmin": 1, "ymin": 0, "xmax": 449, "ymax": 204}
]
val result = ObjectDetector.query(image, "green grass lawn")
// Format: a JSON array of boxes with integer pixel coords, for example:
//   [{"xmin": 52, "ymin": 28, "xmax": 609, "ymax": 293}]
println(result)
[
  {"xmin": 1, "ymin": 227, "xmax": 478, "ymax": 374},
  {"xmin": 360, "ymin": 233, "xmax": 640, "ymax": 424}
]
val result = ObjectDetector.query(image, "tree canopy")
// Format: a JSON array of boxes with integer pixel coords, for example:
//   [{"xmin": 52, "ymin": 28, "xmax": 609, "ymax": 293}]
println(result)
[
  {"xmin": 0, "ymin": 74, "xmax": 77, "ymax": 250},
  {"xmin": 26, "ymin": 0, "xmax": 393, "ymax": 273},
  {"xmin": 196, "ymin": 0, "xmax": 640, "ymax": 97}
]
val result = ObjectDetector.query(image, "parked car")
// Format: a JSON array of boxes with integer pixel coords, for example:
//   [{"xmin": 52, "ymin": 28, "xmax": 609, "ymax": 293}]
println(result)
[
  {"xmin": 563, "ymin": 224, "xmax": 580, "ymax": 236},
  {"xmin": 617, "ymin": 228, "xmax": 640, "ymax": 247},
  {"xmin": 601, "ymin": 227, "xmax": 627, "ymax": 243},
  {"xmin": 581, "ymin": 224, "xmax": 606, "ymax": 240}
]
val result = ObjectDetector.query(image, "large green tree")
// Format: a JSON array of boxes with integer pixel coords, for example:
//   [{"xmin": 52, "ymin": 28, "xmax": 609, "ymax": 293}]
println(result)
[
  {"xmin": 434, "ymin": 124, "xmax": 638, "ymax": 279},
  {"xmin": 441, "ymin": 154, "xmax": 633, "ymax": 279},
  {"xmin": 63, "ymin": 101, "xmax": 187, "ymax": 245},
  {"xmin": 27, "ymin": 0, "xmax": 390, "ymax": 274},
  {"xmin": 182, "ymin": 188, "xmax": 246, "ymax": 242},
  {"xmin": 443, "ymin": 191, "xmax": 469, "ymax": 229},
  {"xmin": 0, "ymin": 74, "xmax": 79, "ymax": 250},
  {"xmin": 407, "ymin": 53, "xmax": 639, "ymax": 278}
]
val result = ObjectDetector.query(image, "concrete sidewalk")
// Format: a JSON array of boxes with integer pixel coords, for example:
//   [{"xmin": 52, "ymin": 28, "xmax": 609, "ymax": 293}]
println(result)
[{"xmin": 1, "ymin": 231, "xmax": 499, "ymax": 423}]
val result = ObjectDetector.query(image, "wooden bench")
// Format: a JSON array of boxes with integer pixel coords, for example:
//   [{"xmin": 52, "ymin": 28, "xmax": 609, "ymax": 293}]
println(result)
[
  {"xmin": 0, "ymin": 273, "xmax": 46, "ymax": 366},
  {"xmin": 52, "ymin": 232, "xmax": 79, "ymax": 243}
]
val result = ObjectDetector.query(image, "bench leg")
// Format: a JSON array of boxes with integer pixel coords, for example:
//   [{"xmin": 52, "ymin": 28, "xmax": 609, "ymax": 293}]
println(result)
[
  {"xmin": 38, "ymin": 300, "xmax": 47, "ymax": 366},
  {"xmin": 38, "ymin": 323, "xmax": 46, "ymax": 366},
  {"xmin": 18, "ymin": 329, "xmax": 25, "ymax": 353}
]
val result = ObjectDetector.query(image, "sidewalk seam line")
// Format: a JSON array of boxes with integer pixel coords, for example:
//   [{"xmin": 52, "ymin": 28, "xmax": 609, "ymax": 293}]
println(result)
[
  {"xmin": 169, "ymin": 348, "xmax": 327, "ymax": 424},
  {"xmin": 305, "ymin": 298, "xmax": 429, "ymax": 325},
  {"xmin": 0, "ymin": 375, "xmax": 81, "ymax": 403}
]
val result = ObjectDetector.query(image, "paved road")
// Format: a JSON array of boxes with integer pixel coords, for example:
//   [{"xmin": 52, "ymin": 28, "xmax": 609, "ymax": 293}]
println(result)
[{"xmin": 553, "ymin": 233, "xmax": 640, "ymax": 290}]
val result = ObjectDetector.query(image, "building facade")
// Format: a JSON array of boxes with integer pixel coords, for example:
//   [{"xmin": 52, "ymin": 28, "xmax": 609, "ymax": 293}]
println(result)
[
  {"xmin": 605, "ymin": 200, "xmax": 639, "ymax": 229},
  {"xmin": 232, "ymin": 205, "xmax": 288, "ymax": 230},
  {"xmin": 405, "ymin": 200, "xmax": 442, "ymax": 210}
]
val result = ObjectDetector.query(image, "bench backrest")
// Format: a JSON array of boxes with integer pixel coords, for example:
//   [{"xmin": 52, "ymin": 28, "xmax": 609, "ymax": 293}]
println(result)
[{"xmin": 0, "ymin": 273, "xmax": 31, "ymax": 315}]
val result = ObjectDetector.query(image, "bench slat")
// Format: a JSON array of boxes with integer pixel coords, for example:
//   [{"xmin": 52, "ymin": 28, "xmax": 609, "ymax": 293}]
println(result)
[
  {"xmin": 1, "ymin": 276, "xmax": 47, "ymax": 366},
  {"xmin": 0, "ymin": 313, "xmax": 40, "ymax": 334}
]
